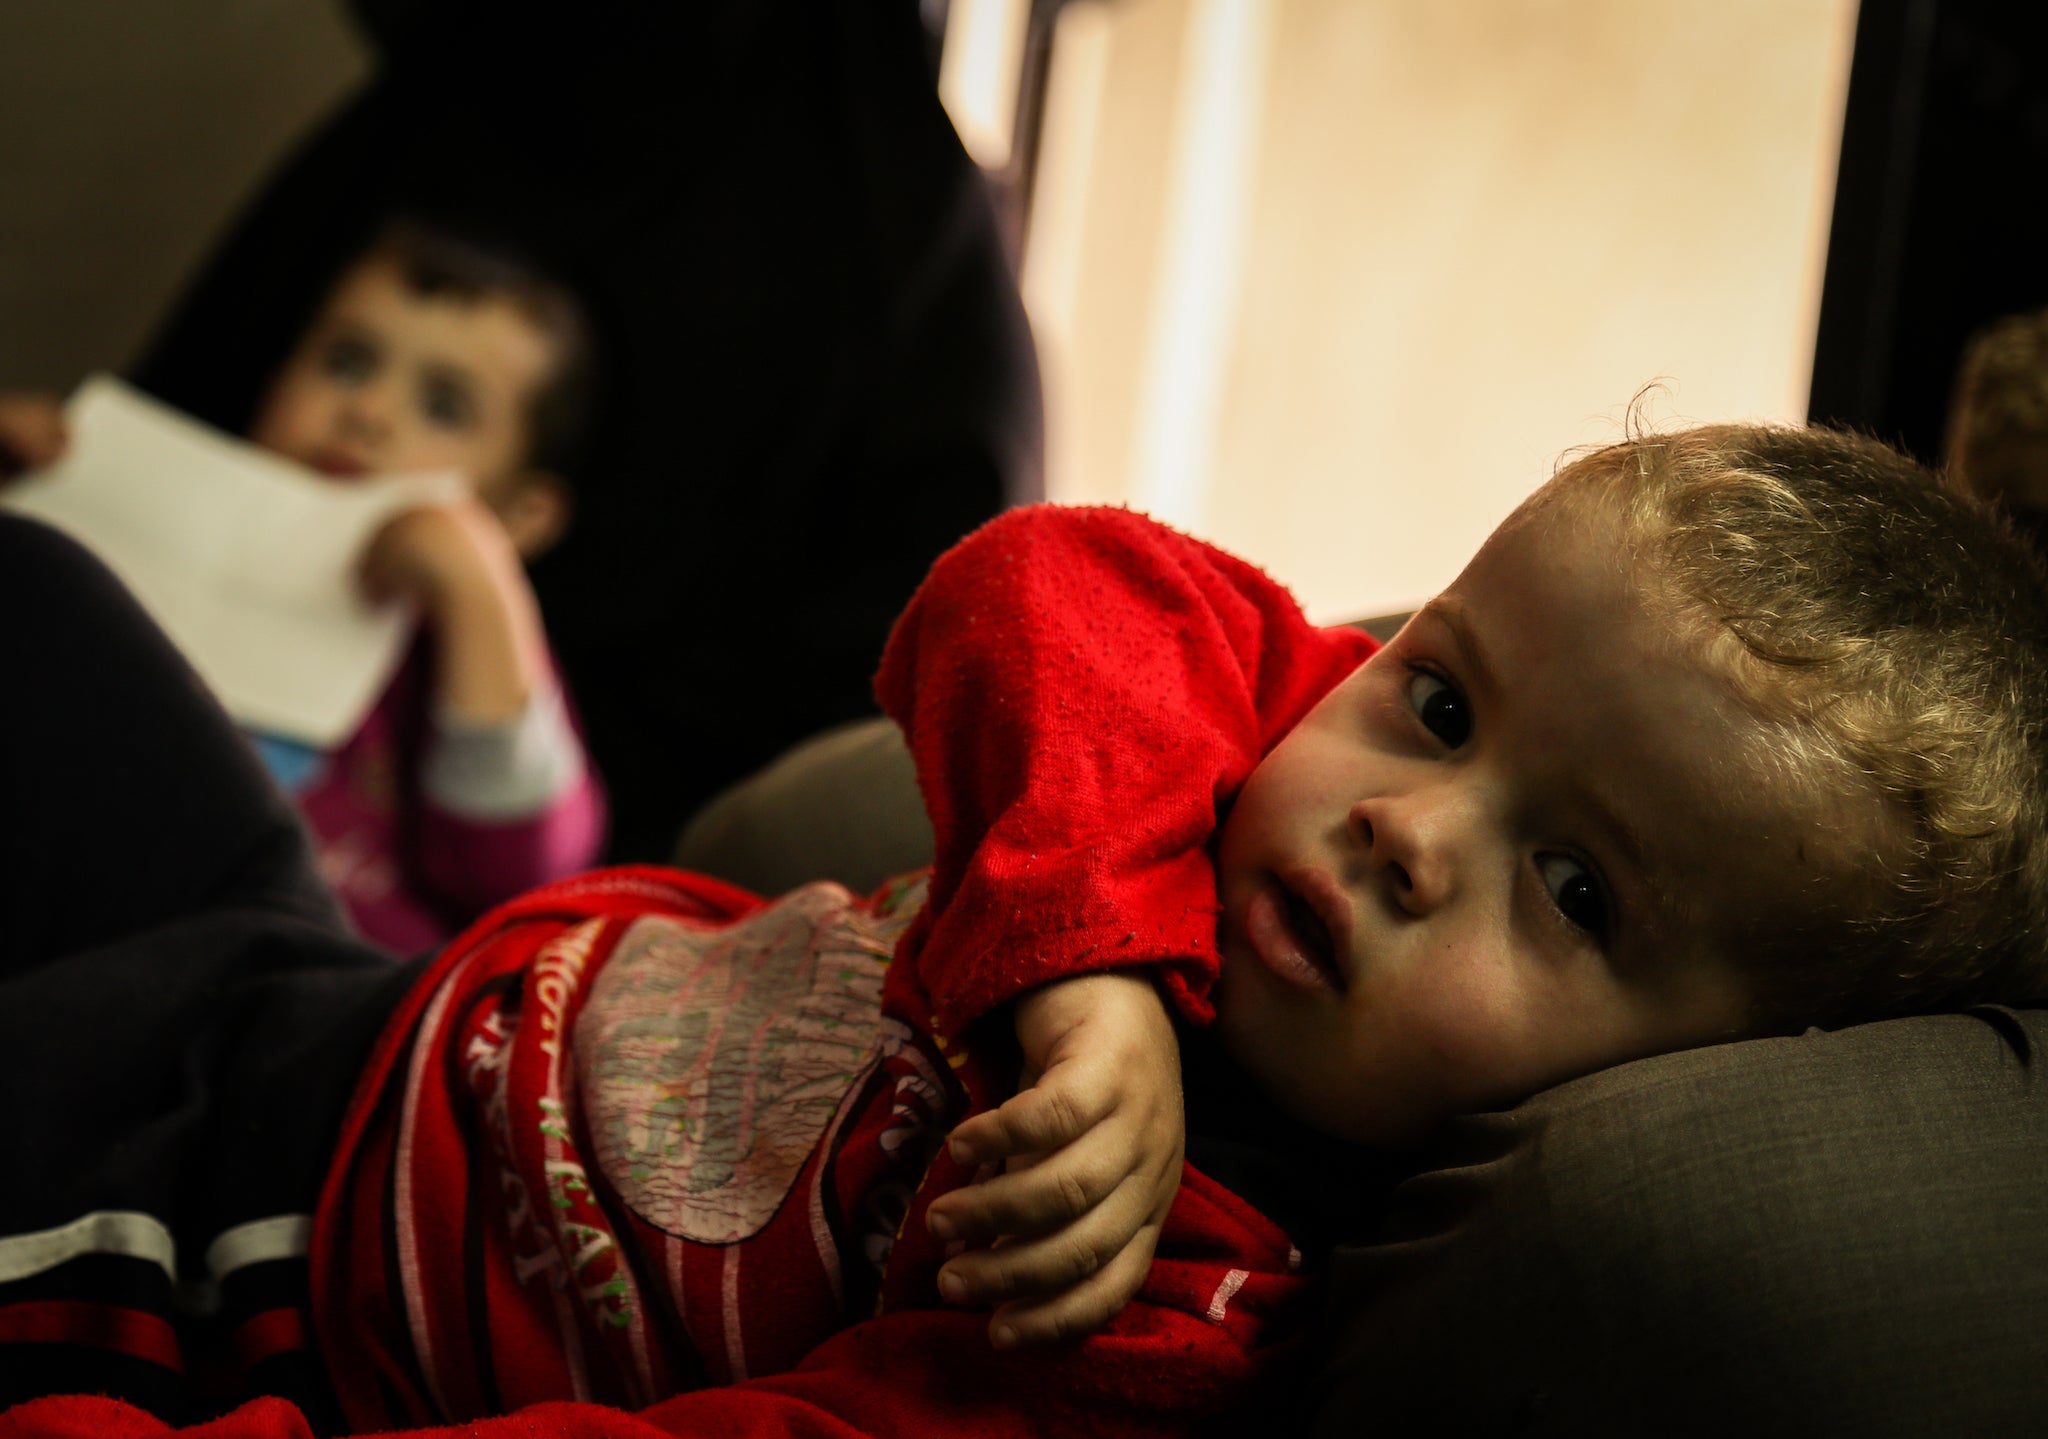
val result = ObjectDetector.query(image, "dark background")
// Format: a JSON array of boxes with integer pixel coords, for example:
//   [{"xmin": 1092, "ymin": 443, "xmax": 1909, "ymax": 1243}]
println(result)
[
  {"xmin": 126, "ymin": 1, "xmax": 1043, "ymax": 864},
  {"xmin": 1809, "ymin": 0, "xmax": 2048, "ymax": 460}
]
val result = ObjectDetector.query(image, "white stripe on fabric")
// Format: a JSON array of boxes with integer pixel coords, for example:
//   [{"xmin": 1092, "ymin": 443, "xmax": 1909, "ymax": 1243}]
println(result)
[
  {"xmin": 807, "ymin": 1058, "xmax": 879, "ymax": 1315},
  {"xmin": 667, "ymin": 1232, "xmax": 688, "ymax": 1335},
  {"xmin": 723, "ymin": 1243, "xmax": 749, "ymax": 1382},
  {"xmin": 624, "ymin": 1263, "xmax": 657, "ymax": 1410},
  {"xmin": 552, "ymin": 1268, "xmax": 594, "ymax": 1403},
  {"xmin": 0, "ymin": 1210, "xmax": 176, "ymax": 1285},
  {"xmin": 204, "ymin": 1214, "xmax": 312, "ymax": 1281},
  {"xmin": 396, "ymin": 960, "xmax": 472, "ymax": 1420},
  {"xmin": 1204, "ymin": 1268, "xmax": 1250, "ymax": 1324}
]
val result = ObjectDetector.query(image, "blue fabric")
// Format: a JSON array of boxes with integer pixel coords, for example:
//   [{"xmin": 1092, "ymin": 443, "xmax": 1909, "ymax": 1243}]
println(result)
[{"xmin": 249, "ymin": 730, "xmax": 325, "ymax": 793}]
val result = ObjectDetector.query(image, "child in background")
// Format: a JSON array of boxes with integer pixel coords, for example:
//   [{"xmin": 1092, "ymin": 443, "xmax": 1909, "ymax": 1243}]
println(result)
[
  {"xmin": 0, "ymin": 220, "xmax": 606, "ymax": 953},
  {"xmin": 4, "ymin": 418, "xmax": 2048, "ymax": 1438}
]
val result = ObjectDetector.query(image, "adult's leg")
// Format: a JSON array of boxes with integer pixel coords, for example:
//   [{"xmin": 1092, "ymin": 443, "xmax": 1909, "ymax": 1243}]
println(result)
[
  {"xmin": 0, "ymin": 514, "xmax": 347, "ymax": 970},
  {"xmin": 0, "ymin": 515, "xmax": 394, "ymax": 1422}
]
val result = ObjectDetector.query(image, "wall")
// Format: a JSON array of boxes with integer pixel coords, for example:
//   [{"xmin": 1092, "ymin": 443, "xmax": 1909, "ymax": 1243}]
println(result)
[
  {"xmin": 0, "ymin": 0, "xmax": 368, "ymax": 390},
  {"xmin": 1024, "ymin": 0, "xmax": 1858, "ymax": 621}
]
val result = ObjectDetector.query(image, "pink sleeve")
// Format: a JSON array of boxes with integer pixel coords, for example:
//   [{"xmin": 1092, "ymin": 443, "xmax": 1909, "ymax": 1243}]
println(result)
[
  {"xmin": 873, "ymin": 504, "xmax": 1378, "ymax": 1035},
  {"xmin": 412, "ymin": 671, "xmax": 609, "ymax": 914}
]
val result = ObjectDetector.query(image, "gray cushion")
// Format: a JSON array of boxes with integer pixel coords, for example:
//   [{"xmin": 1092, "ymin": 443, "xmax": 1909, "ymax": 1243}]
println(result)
[
  {"xmin": 673, "ymin": 717, "xmax": 933, "ymax": 897},
  {"xmin": 1308, "ymin": 1007, "xmax": 2048, "ymax": 1436}
]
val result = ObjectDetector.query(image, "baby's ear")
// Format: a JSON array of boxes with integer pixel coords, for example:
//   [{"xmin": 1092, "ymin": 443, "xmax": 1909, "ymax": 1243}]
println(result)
[{"xmin": 494, "ymin": 470, "xmax": 572, "ymax": 560}]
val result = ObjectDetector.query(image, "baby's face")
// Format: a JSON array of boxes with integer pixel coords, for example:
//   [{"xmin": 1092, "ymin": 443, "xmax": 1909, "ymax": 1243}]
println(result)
[
  {"xmin": 1212, "ymin": 497, "xmax": 1856, "ymax": 1145},
  {"xmin": 248, "ymin": 252, "xmax": 557, "ymax": 494}
]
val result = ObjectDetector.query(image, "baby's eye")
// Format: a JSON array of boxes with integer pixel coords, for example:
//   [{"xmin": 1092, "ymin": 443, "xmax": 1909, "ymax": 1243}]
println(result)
[
  {"xmin": 1538, "ymin": 854, "xmax": 1608, "ymax": 939},
  {"xmin": 320, "ymin": 336, "xmax": 377, "ymax": 383},
  {"xmin": 421, "ymin": 377, "xmax": 477, "ymax": 430},
  {"xmin": 1407, "ymin": 671, "xmax": 1472, "ymax": 748}
]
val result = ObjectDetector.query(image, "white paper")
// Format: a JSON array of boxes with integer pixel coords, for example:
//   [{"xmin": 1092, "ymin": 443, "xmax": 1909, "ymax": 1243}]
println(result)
[{"xmin": 3, "ymin": 374, "xmax": 468, "ymax": 746}]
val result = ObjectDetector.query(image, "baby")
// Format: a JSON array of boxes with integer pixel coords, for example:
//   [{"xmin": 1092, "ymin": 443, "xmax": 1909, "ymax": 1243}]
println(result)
[
  {"xmin": 1210, "ymin": 424, "xmax": 2048, "ymax": 1142},
  {"xmin": 2, "ymin": 418, "xmax": 2045, "ymax": 1438},
  {"xmin": 0, "ymin": 218, "xmax": 606, "ymax": 952}
]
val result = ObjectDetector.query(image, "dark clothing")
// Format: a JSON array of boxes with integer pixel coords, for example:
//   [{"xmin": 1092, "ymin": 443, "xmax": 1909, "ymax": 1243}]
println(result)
[{"xmin": 0, "ymin": 515, "xmax": 412, "ymax": 1425}]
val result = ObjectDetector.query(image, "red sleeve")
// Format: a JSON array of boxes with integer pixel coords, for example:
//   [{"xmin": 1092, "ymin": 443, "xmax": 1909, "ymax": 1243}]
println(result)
[{"xmin": 874, "ymin": 505, "xmax": 1377, "ymax": 1034}]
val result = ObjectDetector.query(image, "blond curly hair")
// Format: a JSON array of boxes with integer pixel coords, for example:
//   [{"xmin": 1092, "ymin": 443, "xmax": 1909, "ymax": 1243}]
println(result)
[{"xmin": 1539, "ymin": 420, "xmax": 2048, "ymax": 1027}]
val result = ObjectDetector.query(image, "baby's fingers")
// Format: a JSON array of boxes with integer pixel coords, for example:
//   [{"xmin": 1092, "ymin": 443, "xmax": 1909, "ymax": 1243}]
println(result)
[
  {"xmin": 928, "ymin": 1141, "xmax": 1124, "ymax": 1247},
  {"xmin": 978, "ymin": 1226, "xmax": 1163, "ymax": 1349},
  {"xmin": 944, "ymin": 1074, "xmax": 1104, "ymax": 1169},
  {"xmin": 935, "ymin": 1169, "xmax": 1157, "ymax": 1302}
]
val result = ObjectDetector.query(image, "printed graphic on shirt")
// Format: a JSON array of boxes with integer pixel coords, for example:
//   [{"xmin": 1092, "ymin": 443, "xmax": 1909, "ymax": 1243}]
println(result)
[{"xmin": 573, "ymin": 879, "xmax": 924, "ymax": 1243}]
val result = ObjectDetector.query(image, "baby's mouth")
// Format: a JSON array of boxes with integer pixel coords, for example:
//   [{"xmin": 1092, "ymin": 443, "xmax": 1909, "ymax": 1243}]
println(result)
[
  {"xmin": 1243, "ymin": 873, "xmax": 1345, "ymax": 994},
  {"xmin": 1283, "ymin": 887, "xmax": 1336, "ymax": 973}
]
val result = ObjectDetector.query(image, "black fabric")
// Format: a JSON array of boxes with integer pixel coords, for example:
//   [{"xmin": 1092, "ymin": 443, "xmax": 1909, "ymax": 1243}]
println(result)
[
  {"xmin": 0, "ymin": 520, "xmax": 351, "ymax": 968},
  {"xmin": 1178, "ymin": 1022, "xmax": 1413, "ymax": 1266},
  {"xmin": 131, "ymin": 0, "xmax": 1042, "ymax": 863},
  {"xmin": 0, "ymin": 515, "xmax": 416, "ymax": 1426},
  {"xmin": 1305, "ymin": 1007, "xmax": 2048, "ymax": 1437}
]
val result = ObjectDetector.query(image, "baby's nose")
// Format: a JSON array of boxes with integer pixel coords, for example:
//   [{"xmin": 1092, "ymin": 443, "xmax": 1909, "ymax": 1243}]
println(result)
[{"xmin": 1350, "ymin": 794, "xmax": 1458, "ymax": 915}]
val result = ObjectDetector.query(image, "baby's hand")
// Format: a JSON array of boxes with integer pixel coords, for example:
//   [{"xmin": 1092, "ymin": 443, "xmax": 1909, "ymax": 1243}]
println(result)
[
  {"xmin": 927, "ymin": 969, "xmax": 1185, "ymax": 1348},
  {"xmin": 0, "ymin": 392, "xmax": 67, "ymax": 481}
]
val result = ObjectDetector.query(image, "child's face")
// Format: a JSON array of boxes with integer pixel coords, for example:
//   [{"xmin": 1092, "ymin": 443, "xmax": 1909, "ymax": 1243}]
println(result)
[
  {"xmin": 248, "ymin": 252, "xmax": 558, "ymax": 494},
  {"xmin": 1212, "ymin": 497, "xmax": 1861, "ymax": 1146}
]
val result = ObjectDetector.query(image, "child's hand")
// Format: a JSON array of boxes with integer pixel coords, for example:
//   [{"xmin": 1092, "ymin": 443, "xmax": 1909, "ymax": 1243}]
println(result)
[
  {"xmin": 926, "ymin": 969, "xmax": 1185, "ymax": 1348},
  {"xmin": 358, "ymin": 498, "xmax": 547, "ymax": 725},
  {"xmin": 0, "ymin": 392, "xmax": 67, "ymax": 480},
  {"xmin": 358, "ymin": 497, "xmax": 523, "ymax": 611}
]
